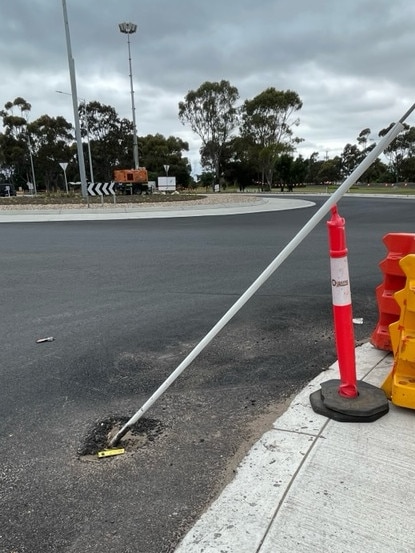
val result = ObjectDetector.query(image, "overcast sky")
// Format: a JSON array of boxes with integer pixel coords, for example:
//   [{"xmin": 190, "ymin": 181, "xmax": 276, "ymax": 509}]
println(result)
[{"xmin": 1, "ymin": 0, "xmax": 415, "ymax": 174}]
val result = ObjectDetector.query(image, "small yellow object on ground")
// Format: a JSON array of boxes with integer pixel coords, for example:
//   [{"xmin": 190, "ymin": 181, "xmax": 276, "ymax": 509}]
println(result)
[{"xmin": 97, "ymin": 448, "xmax": 125, "ymax": 458}]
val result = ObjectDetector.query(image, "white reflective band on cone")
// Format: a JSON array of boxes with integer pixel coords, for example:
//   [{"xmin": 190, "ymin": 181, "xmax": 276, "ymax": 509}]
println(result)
[{"xmin": 330, "ymin": 256, "xmax": 351, "ymax": 306}]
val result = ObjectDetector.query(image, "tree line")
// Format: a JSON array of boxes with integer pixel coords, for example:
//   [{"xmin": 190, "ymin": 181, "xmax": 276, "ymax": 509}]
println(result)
[
  {"xmin": 0, "ymin": 97, "xmax": 191, "ymax": 192},
  {"xmin": 179, "ymin": 81, "xmax": 415, "ymax": 189},
  {"xmin": 1, "ymin": 84, "xmax": 415, "ymax": 192}
]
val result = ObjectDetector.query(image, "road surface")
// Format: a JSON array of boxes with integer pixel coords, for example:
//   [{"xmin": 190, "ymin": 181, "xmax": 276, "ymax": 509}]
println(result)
[{"xmin": 0, "ymin": 195, "xmax": 413, "ymax": 552}]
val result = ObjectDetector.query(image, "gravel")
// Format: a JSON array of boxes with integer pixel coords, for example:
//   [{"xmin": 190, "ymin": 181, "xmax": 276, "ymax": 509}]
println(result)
[{"xmin": 0, "ymin": 193, "xmax": 263, "ymax": 211}]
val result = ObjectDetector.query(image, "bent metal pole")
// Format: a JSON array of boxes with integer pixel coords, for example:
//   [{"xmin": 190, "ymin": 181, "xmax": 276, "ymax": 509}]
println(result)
[{"xmin": 109, "ymin": 103, "xmax": 415, "ymax": 448}]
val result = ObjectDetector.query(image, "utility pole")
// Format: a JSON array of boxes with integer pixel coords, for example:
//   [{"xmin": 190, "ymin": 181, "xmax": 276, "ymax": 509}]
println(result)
[
  {"xmin": 61, "ymin": 0, "xmax": 88, "ymax": 198},
  {"xmin": 56, "ymin": 91, "xmax": 94, "ymax": 186}
]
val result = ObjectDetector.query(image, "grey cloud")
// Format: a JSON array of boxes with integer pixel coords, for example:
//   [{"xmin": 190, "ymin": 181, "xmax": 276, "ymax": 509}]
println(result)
[{"xmin": 1, "ymin": 0, "xmax": 415, "ymax": 165}]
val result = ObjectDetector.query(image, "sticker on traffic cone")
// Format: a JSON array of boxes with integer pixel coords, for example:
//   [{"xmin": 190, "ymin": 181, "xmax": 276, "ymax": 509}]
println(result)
[{"xmin": 309, "ymin": 205, "xmax": 389, "ymax": 422}]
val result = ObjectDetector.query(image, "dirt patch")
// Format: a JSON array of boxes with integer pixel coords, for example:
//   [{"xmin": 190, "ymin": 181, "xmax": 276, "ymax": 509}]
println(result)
[
  {"xmin": 77, "ymin": 415, "xmax": 164, "ymax": 457},
  {"xmin": 212, "ymin": 394, "xmax": 295, "ymax": 492}
]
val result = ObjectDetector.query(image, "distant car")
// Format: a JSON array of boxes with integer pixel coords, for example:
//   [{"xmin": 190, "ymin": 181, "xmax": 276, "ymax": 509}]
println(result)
[{"xmin": 0, "ymin": 183, "xmax": 16, "ymax": 197}]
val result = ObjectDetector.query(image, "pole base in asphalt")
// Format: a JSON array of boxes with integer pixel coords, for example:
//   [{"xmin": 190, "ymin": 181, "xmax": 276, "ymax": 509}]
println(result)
[{"xmin": 310, "ymin": 379, "xmax": 389, "ymax": 422}]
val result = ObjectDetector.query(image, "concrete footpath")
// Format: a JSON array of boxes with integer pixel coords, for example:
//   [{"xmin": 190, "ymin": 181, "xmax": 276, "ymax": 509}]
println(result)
[{"xmin": 175, "ymin": 342, "xmax": 415, "ymax": 553}]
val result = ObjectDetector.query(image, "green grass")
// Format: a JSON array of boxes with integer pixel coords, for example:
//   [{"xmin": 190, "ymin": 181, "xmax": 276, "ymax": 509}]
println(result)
[
  {"xmin": 194, "ymin": 185, "xmax": 415, "ymax": 196},
  {"xmin": 291, "ymin": 185, "xmax": 415, "ymax": 195}
]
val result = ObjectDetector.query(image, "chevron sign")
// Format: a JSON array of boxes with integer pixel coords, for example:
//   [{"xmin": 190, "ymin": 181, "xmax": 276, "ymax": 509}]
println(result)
[{"xmin": 87, "ymin": 182, "xmax": 115, "ymax": 196}]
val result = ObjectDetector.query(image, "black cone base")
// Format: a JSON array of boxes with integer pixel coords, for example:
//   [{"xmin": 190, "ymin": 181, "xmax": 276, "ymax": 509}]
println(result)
[{"xmin": 310, "ymin": 379, "xmax": 389, "ymax": 422}]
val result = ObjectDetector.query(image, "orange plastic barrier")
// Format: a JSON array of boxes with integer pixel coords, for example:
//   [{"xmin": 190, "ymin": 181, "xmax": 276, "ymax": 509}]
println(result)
[
  {"xmin": 382, "ymin": 254, "xmax": 415, "ymax": 409},
  {"xmin": 370, "ymin": 233, "xmax": 415, "ymax": 351}
]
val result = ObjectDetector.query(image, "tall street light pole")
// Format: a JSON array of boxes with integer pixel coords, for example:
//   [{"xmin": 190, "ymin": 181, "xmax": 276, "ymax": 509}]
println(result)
[
  {"xmin": 26, "ymin": 132, "xmax": 37, "ymax": 196},
  {"xmin": 82, "ymin": 101, "xmax": 95, "ymax": 186},
  {"xmin": 56, "ymin": 90, "xmax": 94, "ymax": 186},
  {"xmin": 61, "ymin": 0, "xmax": 88, "ymax": 198},
  {"xmin": 119, "ymin": 22, "xmax": 139, "ymax": 170}
]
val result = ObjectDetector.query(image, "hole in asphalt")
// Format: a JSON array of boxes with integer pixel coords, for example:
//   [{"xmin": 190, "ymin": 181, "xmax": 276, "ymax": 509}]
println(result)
[{"xmin": 77, "ymin": 415, "xmax": 164, "ymax": 457}]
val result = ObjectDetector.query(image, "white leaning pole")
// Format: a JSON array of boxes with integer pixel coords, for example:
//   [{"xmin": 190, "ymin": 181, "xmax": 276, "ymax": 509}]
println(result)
[{"xmin": 109, "ymin": 104, "xmax": 415, "ymax": 447}]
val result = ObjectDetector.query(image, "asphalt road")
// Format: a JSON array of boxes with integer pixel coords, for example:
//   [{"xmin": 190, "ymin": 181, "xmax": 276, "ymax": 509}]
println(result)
[{"xmin": 1, "ymin": 195, "xmax": 414, "ymax": 553}]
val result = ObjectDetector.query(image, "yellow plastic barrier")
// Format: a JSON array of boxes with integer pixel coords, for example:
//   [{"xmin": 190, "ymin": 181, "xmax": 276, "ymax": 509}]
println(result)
[{"xmin": 382, "ymin": 254, "xmax": 415, "ymax": 409}]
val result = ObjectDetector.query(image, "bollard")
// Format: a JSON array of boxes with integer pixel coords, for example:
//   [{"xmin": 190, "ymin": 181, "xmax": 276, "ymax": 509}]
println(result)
[
  {"xmin": 371, "ymin": 233, "xmax": 415, "ymax": 351},
  {"xmin": 310, "ymin": 205, "xmax": 389, "ymax": 422},
  {"xmin": 382, "ymin": 254, "xmax": 415, "ymax": 408},
  {"xmin": 327, "ymin": 205, "xmax": 357, "ymax": 397}
]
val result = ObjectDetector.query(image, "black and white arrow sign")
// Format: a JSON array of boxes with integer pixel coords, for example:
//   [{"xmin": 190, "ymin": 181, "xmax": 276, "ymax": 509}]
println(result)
[{"xmin": 87, "ymin": 182, "xmax": 115, "ymax": 196}]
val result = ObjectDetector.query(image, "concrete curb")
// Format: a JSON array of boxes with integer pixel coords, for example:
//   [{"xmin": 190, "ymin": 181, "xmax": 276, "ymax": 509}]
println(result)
[{"xmin": 0, "ymin": 197, "xmax": 314, "ymax": 223}]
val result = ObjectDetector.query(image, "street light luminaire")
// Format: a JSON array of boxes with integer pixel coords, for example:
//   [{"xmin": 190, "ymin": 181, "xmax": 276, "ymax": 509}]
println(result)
[
  {"xmin": 119, "ymin": 21, "xmax": 139, "ymax": 169},
  {"xmin": 119, "ymin": 22, "xmax": 137, "ymax": 34}
]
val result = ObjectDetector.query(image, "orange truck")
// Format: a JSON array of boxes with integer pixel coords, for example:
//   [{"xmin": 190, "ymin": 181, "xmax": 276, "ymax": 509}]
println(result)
[{"xmin": 113, "ymin": 168, "xmax": 150, "ymax": 194}]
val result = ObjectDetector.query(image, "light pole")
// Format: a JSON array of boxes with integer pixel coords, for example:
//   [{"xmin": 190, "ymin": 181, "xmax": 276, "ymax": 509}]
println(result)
[
  {"xmin": 26, "ymin": 132, "xmax": 37, "ymax": 195},
  {"xmin": 56, "ymin": 91, "xmax": 94, "ymax": 186},
  {"xmin": 119, "ymin": 22, "xmax": 139, "ymax": 170},
  {"xmin": 61, "ymin": 0, "xmax": 88, "ymax": 198},
  {"xmin": 81, "ymin": 101, "xmax": 95, "ymax": 186}
]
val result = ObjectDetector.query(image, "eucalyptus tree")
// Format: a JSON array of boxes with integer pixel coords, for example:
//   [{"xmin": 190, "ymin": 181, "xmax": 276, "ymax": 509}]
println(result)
[
  {"xmin": 317, "ymin": 157, "xmax": 342, "ymax": 184},
  {"xmin": 290, "ymin": 155, "xmax": 309, "ymax": 186},
  {"xmin": 274, "ymin": 154, "xmax": 293, "ymax": 190},
  {"xmin": 340, "ymin": 143, "xmax": 362, "ymax": 178},
  {"xmin": 0, "ymin": 97, "xmax": 33, "ymax": 185},
  {"xmin": 341, "ymin": 128, "xmax": 387, "ymax": 183},
  {"xmin": 139, "ymin": 133, "xmax": 191, "ymax": 186},
  {"xmin": 274, "ymin": 154, "xmax": 308, "ymax": 190},
  {"xmin": 378, "ymin": 123, "xmax": 415, "ymax": 182},
  {"xmin": 178, "ymin": 80, "xmax": 239, "ymax": 184},
  {"xmin": 215, "ymin": 135, "xmax": 258, "ymax": 190},
  {"xmin": 80, "ymin": 101, "xmax": 120, "ymax": 142},
  {"xmin": 78, "ymin": 101, "xmax": 135, "ymax": 181},
  {"xmin": 399, "ymin": 156, "xmax": 415, "ymax": 182},
  {"xmin": 240, "ymin": 88, "xmax": 303, "ymax": 189},
  {"xmin": 303, "ymin": 152, "xmax": 322, "ymax": 184},
  {"xmin": 28, "ymin": 115, "xmax": 74, "ymax": 191}
]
